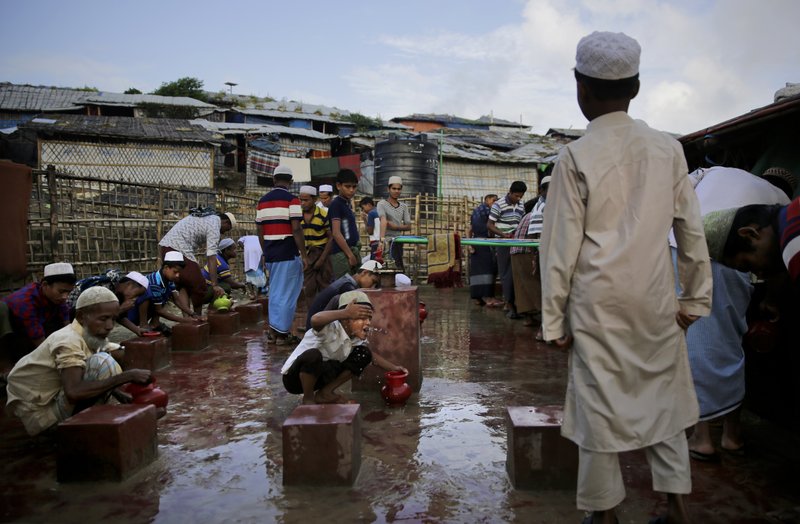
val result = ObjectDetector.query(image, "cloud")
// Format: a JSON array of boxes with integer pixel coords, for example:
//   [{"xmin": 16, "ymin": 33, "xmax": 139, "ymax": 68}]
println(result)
[{"xmin": 348, "ymin": 0, "xmax": 800, "ymax": 135}]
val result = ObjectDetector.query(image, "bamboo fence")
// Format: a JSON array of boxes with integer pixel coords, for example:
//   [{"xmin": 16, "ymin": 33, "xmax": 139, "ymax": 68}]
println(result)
[{"xmin": 22, "ymin": 168, "xmax": 480, "ymax": 286}]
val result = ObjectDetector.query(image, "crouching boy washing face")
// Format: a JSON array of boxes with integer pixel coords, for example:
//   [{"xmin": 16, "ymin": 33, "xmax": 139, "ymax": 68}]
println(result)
[{"xmin": 281, "ymin": 291, "xmax": 407, "ymax": 404}]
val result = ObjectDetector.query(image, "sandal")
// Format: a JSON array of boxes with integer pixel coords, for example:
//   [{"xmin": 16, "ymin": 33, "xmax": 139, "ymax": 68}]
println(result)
[{"xmin": 275, "ymin": 334, "xmax": 301, "ymax": 346}]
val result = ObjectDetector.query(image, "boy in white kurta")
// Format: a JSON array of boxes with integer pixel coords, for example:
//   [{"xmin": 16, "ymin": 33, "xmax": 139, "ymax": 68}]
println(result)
[
  {"xmin": 540, "ymin": 31, "xmax": 712, "ymax": 524},
  {"xmin": 281, "ymin": 290, "xmax": 406, "ymax": 404}
]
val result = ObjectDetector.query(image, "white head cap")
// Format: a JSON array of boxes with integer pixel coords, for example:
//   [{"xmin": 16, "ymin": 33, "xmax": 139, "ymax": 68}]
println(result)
[
  {"xmin": 218, "ymin": 238, "xmax": 235, "ymax": 251},
  {"xmin": 359, "ymin": 260, "xmax": 383, "ymax": 273},
  {"xmin": 223, "ymin": 212, "xmax": 237, "ymax": 228},
  {"xmin": 164, "ymin": 251, "xmax": 185, "ymax": 263},
  {"xmin": 299, "ymin": 185, "xmax": 317, "ymax": 196},
  {"xmin": 125, "ymin": 271, "xmax": 149, "ymax": 289},
  {"xmin": 540, "ymin": 176, "xmax": 552, "ymax": 186},
  {"xmin": 273, "ymin": 165, "xmax": 293, "ymax": 178},
  {"xmin": 575, "ymin": 31, "xmax": 640, "ymax": 80},
  {"xmin": 319, "ymin": 184, "xmax": 333, "ymax": 193},
  {"xmin": 395, "ymin": 273, "xmax": 412, "ymax": 286},
  {"xmin": 76, "ymin": 286, "xmax": 119, "ymax": 310},
  {"xmin": 388, "ymin": 176, "xmax": 403, "ymax": 186},
  {"xmin": 43, "ymin": 262, "xmax": 74, "ymax": 278}
]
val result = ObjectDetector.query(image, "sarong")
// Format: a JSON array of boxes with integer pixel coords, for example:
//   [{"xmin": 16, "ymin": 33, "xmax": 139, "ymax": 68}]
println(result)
[
  {"xmin": 511, "ymin": 252, "xmax": 540, "ymax": 314},
  {"xmin": 303, "ymin": 246, "xmax": 333, "ymax": 306},
  {"xmin": 266, "ymin": 256, "xmax": 304, "ymax": 334},
  {"xmin": 469, "ymin": 246, "xmax": 497, "ymax": 299}
]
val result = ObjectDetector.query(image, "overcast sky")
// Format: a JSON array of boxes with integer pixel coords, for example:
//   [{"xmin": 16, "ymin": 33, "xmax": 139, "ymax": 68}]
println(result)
[{"xmin": 2, "ymin": 0, "xmax": 798, "ymax": 135}]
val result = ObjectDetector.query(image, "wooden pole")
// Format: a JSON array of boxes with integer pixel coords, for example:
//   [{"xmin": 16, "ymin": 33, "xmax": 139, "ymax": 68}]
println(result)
[{"xmin": 47, "ymin": 165, "xmax": 59, "ymax": 262}]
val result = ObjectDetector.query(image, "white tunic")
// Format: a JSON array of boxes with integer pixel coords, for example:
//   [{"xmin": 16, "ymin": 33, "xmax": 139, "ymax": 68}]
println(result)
[{"xmin": 540, "ymin": 112, "xmax": 713, "ymax": 452}]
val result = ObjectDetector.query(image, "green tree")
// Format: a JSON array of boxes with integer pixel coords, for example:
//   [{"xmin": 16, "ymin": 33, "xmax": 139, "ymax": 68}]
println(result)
[
  {"xmin": 124, "ymin": 87, "xmax": 142, "ymax": 94},
  {"xmin": 151, "ymin": 77, "xmax": 207, "ymax": 102}
]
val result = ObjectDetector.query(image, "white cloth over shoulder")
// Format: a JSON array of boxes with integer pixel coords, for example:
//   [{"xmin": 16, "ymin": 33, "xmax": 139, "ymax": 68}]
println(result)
[{"xmin": 238, "ymin": 236, "xmax": 263, "ymax": 273}]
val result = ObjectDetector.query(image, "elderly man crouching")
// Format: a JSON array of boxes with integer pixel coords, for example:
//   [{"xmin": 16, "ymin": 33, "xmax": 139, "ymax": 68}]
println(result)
[{"xmin": 5, "ymin": 287, "xmax": 154, "ymax": 436}]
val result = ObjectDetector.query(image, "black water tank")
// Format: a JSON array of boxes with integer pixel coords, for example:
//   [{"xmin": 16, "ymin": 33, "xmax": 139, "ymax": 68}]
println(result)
[{"xmin": 374, "ymin": 134, "xmax": 439, "ymax": 197}]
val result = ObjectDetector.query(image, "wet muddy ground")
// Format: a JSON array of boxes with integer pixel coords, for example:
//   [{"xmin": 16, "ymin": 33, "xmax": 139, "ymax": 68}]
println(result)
[{"xmin": 2, "ymin": 286, "xmax": 799, "ymax": 523}]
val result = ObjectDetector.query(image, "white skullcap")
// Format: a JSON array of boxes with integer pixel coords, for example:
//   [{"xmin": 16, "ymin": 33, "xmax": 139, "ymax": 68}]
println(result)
[
  {"xmin": 540, "ymin": 176, "xmax": 552, "ymax": 186},
  {"xmin": 43, "ymin": 262, "xmax": 74, "ymax": 278},
  {"xmin": 76, "ymin": 286, "xmax": 119, "ymax": 310},
  {"xmin": 388, "ymin": 176, "xmax": 403, "ymax": 186},
  {"xmin": 395, "ymin": 273, "xmax": 412, "ymax": 286},
  {"xmin": 319, "ymin": 184, "xmax": 333, "ymax": 193},
  {"xmin": 218, "ymin": 238, "xmax": 235, "ymax": 251},
  {"xmin": 274, "ymin": 165, "xmax": 293, "ymax": 178},
  {"xmin": 575, "ymin": 31, "xmax": 640, "ymax": 80},
  {"xmin": 338, "ymin": 290, "xmax": 373, "ymax": 309},
  {"xmin": 125, "ymin": 271, "xmax": 149, "ymax": 289},
  {"xmin": 359, "ymin": 260, "xmax": 383, "ymax": 272},
  {"xmin": 299, "ymin": 185, "xmax": 317, "ymax": 196},
  {"xmin": 224, "ymin": 212, "xmax": 237, "ymax": 228},
  {"xmin": 164, "ymin": 251, "xmax": 184, "ymax": 263}
]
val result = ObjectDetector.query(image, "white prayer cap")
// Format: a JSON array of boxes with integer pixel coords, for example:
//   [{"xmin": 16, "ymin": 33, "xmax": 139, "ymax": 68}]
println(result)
[
  {"xmin": 319, "ymin": 184, "xmax": 333, "ymax": 193},
  {"xmin": 540, "ymin": 176, "xmax": 552, "ymax": 186},
  {"xmin": 164, "ymin": 251, "xmax": 185, "ymax": 263},
  {"xmin": 338, "ymin": 290, "xmax": 373, "ymax": 309},
  {"xmin": 395, "ymin": 273, "xmax": 412, "ymax": 286},
  {"xmin": 76, "ymin": 286, "xmax": 119, "ymax": 310},
  {"xmin": 359, "ymin": 260, "xmax": 383, "ymax": 273},
  {"xmin": 273, "ymin": 165, "xmax": 293, "ymax": 178},
  {"xmin": 125, "ymin": 271, "xmax": 149, "ymax": 289},
  {"xmin": 575, "ymin": 31, "xmax": 640, "ymax": 80},
  {"xmin": 223, "ymin": 212, "xmax": 237, "ymax": 228},
  {"xmin": 218, "ymin": 238, "xmax": 235, "ymax": 251},
  {"xmin": 43, "ymin": 262, "xmax": 74, "ymax": 278},
  {"xmin": 388, "ymin": 176, "xmax": 403, "ymax": 186},
  {"xmin": 299, "ymin": 185, "xmax": 317, "ymax": 196}
]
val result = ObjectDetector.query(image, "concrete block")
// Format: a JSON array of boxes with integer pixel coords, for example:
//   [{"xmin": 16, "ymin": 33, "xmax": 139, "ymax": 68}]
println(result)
[
  {"xmin": 282, "ymin": 404, "xmax": 361, "ymax": 486},
  {"xmin": 234, "ymin": 303, "xmax": 263, "ymax": 325},
  {"xmin": 354, "ymin": 287, "xmax": 421, "ymax": 392},
  {"xmin": 121, "ymin": 335, "xmax": 170, "ymax": 371},
  {"xmin": 208, "ymin": 311, "xmax": 241, "ymax": 336},
  {"xmin": 171, "ymin": 322, "xmax": 210, "ymax": 352},
  {"xmin": 57, "ymin": 404, "xmax": 158, "ymax": 482},
  {"xmin": 506, "ymin": 406, "xmax": 578, "ymax": 489}
]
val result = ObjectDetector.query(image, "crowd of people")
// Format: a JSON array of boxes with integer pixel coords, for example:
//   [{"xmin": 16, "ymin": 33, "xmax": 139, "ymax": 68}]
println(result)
[{"xmin": 1, "ymin": 29, "xmax": 799, "ymax": 524}]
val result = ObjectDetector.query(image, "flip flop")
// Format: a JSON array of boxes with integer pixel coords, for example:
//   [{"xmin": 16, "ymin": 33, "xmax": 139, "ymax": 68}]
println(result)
[{"xmin": 689, "ymin": 449, "xmax": 720, "ymax": 462}]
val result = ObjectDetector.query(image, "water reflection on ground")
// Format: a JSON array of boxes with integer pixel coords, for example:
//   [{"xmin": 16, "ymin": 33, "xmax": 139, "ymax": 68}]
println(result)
[{"xmin": 1, "ymin": 287, "xmax": 799, "ymax": 523}]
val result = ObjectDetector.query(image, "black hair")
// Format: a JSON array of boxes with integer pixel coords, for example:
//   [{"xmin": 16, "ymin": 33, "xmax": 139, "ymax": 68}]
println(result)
[
  {"xmin": 723, "ymin": 203, "xmax": 782, "ymax": 258},
  {"xmin": 337, "ymin": 169, "xmax": 358, "ymax": 184},
  {"xmin": 523, "ymin": 198, "xmax": 537, "ymax": 214},
  {"xmin": 510, "ymin": 181, "xmax": 527, "ymax": 194},
  {"xmin": 575, "ymin": 70, "xmax": 639, "ymax": 102},
  {"xmin": 162, "ymin": 261, "xmax": 186, "ymax": 269},
  {"xmin": 359, "ymin": 197, "xmax": 375, "ymax": 207},
  {"xmin": 43, "ymin": 274, "xmax": 77, "ymax": 285},
  {"xmin": 218, "ymin": 212, "xmax": 231, "ymax": 223},
  {"xmin": 483, "ymin": 193, "xmax": 498, "ymax": 203}
]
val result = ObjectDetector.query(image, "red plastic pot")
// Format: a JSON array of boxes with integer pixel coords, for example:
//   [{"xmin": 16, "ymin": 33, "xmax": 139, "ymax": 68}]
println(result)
[
  {"xmin": 120, "ymin": 379, "xmax": 169, "ymax": 409},
  {"xmin": 381, "ymin": 370, "xmax": 412, "ymax": 407}
]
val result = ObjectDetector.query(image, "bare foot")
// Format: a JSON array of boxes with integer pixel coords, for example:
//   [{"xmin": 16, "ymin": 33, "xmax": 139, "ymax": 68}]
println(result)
[
  {"xmin": 301, "ymin": 396, "xmax": 316, "ymax": 405},
  {"xmin": 315, "ymin": 390, "xmax": 347, "ymax": 404},
  {"xmin": 156, "ymin": 407, "xmax": 167, "ymax": 419}
]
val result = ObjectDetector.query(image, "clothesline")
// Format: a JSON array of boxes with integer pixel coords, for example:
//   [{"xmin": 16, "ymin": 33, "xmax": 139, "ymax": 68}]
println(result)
[{"xmin": 392, "ymin": 235, "xmax": 540, "ymax": 248}]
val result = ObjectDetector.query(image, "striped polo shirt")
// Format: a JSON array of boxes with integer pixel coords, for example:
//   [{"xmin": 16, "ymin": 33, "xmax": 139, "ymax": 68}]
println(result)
[
  {"xmin": 302, "ymin": 205, "xmax": 330, "ymax": 249},
  {"xmin": 256, "ymin": 187, "xmax": 302, "ymax": 262},
  {"xmin": 488, "ymin": 195, "xmax": 525, "ymax": 235}
]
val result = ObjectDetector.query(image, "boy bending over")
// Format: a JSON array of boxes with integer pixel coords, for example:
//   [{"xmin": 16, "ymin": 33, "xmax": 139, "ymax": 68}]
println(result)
[{"xmin": 281, "ymin": 290, "xmax": 406, "ymax": 404}]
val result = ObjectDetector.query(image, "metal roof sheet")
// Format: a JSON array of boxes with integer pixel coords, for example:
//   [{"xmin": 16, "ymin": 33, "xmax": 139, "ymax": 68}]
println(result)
[
  {"xmin": 0, "ymin": 83, "xmax": 90, "ymax": 112},
  {"xmin": 84, "ymin": 92, "xmax": 216, "ymax": 108},
  {"xmin": 21, "ymin": 114, "xmax": 220, "ymax": 143},
  {"xmin": 190, "ymin": 119, "xmax": 335, "ymax": 141},
  {"xmin": 391, "ymin": 113, "xmax": 530, "ymax": 129}
]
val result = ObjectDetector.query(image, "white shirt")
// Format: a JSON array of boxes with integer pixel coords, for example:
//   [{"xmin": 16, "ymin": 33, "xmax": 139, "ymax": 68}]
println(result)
[{"xmin": 281, "ymin": 320, "xmax": 366, "ymax": 374}]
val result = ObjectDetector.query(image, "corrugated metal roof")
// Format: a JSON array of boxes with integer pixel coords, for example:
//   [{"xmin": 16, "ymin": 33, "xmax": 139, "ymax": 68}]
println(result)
[
  {"xmin": 21, "ymin": 114, "xmax": 221, "ymax": 143},
  {"xmin": 0, "ymin": 83, "xmax": 90, "ymax": 112},
  {"xmin": 391, "ymin": 113, "xmax": 530, "ymax": 129},
  {"xmin": 235, "ymin": 108, "xmax": 350, "ymax": 125},
  {"xmin": 84, "ymin": 92, "xmax": 217, "ymax": 108},
  {"xmin": 190, "ymin": 119, "xmax": 335, "ymax": 141}
]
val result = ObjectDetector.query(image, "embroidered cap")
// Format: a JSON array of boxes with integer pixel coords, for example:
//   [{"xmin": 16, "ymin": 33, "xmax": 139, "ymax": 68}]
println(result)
[
  {"xmin": 359, "ymin": 260, "xmax": 383, "ymax": 273},
  {"xmin": 576, "ymin": 31, "xmax": 641, "ymax": 80},
  {"xmin": 388, "ymin": 176, "xmax": 403, "ymax": 186},
  {"xmin": 76, "ymin": 286, "xmax": 119, "ymax": 310},
  {"xmin": 703, "ymin": 207, "xmax": 738, "ymax": 261},
  {"xmin": 299, "ymin": 185, "xmax": 317, "ymax": 196},
  {"xmin": 218, "ymin": 238, "xmax": 235, "ymax": 251},
  {"xmin": 273, "ymin": 165, "xmax": 293, "ymax": 179},
  {"xmin": 223, "ymin": 212, "xmax": 237, "ymax": 228},
  {"xmin": 319, "ymin": 184, "xmax": 333, "ymax": 193},
  {"xmin": 338, "ymin": 290, "xmax": 373, "ymax": 309},
  {"xmin": 43, "ymin": 262, "xmax": 74, "ymax": 278},
  {"xmin": 164, "ymin": 251, "xmax": 185, "ymax": 263}
]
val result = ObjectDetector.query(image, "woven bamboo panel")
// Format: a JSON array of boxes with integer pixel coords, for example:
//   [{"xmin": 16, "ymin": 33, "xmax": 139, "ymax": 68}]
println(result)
[{"xmin": 40, "ymin": 139, "xmax": 213, "ymax": 187}]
